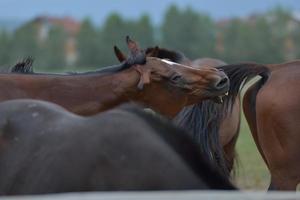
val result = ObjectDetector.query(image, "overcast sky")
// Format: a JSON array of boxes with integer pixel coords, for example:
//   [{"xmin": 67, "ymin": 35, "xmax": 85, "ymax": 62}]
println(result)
[{"xmin": 0, "ymin": 0, "xmax": 299, "ymax": 24}]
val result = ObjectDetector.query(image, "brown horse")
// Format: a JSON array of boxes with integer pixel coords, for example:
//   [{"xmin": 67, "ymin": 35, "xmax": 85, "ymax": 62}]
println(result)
[
  {"xmin": 243, "ymin": 60, "xmax": 300, "ymax": 190},
  {"xmin": 118, "ymin": 46, "xmax": 269, "ymax": 177},
  {"xmin": 191, "ymin": 58, "xmax": 241, "ymax": 176},
  {"xmin": 7, "ymin": 37, "xmax": 229, "ymax": 118},
  {"xmin": 0, "ymin": 99, "xmax": 236, "ymax": 195}
]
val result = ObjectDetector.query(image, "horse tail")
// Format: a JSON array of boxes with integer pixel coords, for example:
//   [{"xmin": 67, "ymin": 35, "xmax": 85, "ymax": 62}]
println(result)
[
  {"xmin": 10, "ymin": 57, "xmax": 34, "ymax": 74},
  {"xmin": 245, "ymin": 65, "xmax": 270, "ymax": 117},
  {"xmin": 218, "ymin": 63, "xmax": 270, "ymax": 113},
  {"xmin": 219, "ymin": 63, "xmax": 270, "ymax": 176},
  {"xmin": 173, "ymin": 101, "xmax": 231, "ymax": 177}
]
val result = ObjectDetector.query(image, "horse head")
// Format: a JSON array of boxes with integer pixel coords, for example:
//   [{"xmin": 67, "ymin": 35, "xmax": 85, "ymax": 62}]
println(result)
[{"xmin": 114, "ymin": 38, "xmax": 229, "ymax": 106}]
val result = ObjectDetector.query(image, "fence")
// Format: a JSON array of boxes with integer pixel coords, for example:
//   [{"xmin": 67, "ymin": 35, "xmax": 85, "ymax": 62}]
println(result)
[{"xmin": 2, "ymin": 191, "xmax": 300, "ymax": 200}]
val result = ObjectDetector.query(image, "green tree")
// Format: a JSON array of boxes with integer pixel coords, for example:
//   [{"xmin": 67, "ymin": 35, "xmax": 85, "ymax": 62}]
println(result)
[
  {"xmin": 10, "ymin": 23, "xmax": 40, "ymax": 61},
  {"xmin": 266, "ymin": 6, "xmax": 293, "ymax": 61},
  {"xmin": 76, "ymin": 18, "xmax": 100, "ymax": 68},
  {"xmin": 37, "ymin": 26, "xmax": 66, "ymax": 69},
  {"xmin": 98, "ymin": 13, "xmax": 129, "ymax": 66},
  {"xmin": 132, "ymin": 15, "xmax": 155, "ymax": 47},
  {"xmin": 0, "ymin": 30, "xmax": 12, "ymax": 66},
  {"xmin": 220, "ymin": 17, "xmax": 283, "ymax": 63},
  {"xmin": 161, "ymin": 5, "xmax": 216, "ymax": 59},
  {"xmin": 293, "ymin": 25, "xmax": 300, "ymax": 58}
]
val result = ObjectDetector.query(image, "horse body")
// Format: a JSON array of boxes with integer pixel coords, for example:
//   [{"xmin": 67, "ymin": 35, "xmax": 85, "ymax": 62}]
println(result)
[
  {"xmin": 144, "ymin": 47, "xmax": 255, "ymax": 175},
  {"xmin": 243, "ymin": 60, "xmax": 300, "ymax": 190},
  {"xmin": 0, "ymin": 99, "xmax": 235, "ymax": 195},
  {"xmin": 8, "ymin": 57, "xmax": 228, "ymax": 117},
  {"xmin": 0, "ymin": 72, "xmax": 131, "ymax": 115},
  {"xmin": 191, "ymin": 58, "xmax": 241, "ymax": 172}
]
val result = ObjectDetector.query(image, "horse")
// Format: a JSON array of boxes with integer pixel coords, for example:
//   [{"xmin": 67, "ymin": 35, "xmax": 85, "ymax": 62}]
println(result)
[
  {"xmin": 191, "ymin": 58, "xmax": 241, "ymax": 176},
  {"xmin": 243, "ymin": 60, "xmax": 300, "ymax": 190},
  {"xmin": 0, "ymin": 99, "xmax": 236, "ymax": 195},
  {"xmin": 138, "ymin": 47, "xmax": 269, "ymax": 178},
  {"xmin": 7, "ymin": 36, "xmax": 229, "ymax": 118}
]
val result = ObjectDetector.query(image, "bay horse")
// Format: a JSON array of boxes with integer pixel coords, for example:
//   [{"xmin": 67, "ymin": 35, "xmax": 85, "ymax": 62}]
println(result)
[
  {"xmin": 243, "ymin": 60, "xmax": 300, "ymax": 190},
  {"xmin": 139, "ymin": 47, "xmax": 269, "ymax": 178},
  {"xmin": 0, "ymin": 99, "xmax": 236, "ymax": 195},
  {"xmin": 191, "ymin": 58, "xmax": 241, "ymax": 177},
  {"xmin": 7, "ymin": 37, "xmax": 229, "ymax": 118}
]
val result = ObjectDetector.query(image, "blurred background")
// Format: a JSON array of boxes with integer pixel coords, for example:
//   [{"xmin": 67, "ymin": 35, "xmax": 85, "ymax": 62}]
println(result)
[
  {"xmin": 0, "ymin": 0, "xmax": 299, "ymax": 189},
  {"xmin": 0, "ymin": 0, "xmax": 299, "ymax": 70}
]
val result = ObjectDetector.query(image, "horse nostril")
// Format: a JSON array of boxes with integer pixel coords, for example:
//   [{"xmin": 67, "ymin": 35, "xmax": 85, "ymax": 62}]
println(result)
[{"xmin": 215, "ymin": 76, "xmax": 229, "ymax": 89}]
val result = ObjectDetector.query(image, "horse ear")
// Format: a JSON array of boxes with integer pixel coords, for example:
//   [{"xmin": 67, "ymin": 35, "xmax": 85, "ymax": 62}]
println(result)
[
  {"xmin": 113, "ymin": 46, "xmax": 127, "ymax": 62},
  {"xmin": 134, "ymin": 65, "xmax": 151, "ymax": 90},
  {"xmin": 126, "ymin": 36, "xmax": 140, "ymax": 55}
]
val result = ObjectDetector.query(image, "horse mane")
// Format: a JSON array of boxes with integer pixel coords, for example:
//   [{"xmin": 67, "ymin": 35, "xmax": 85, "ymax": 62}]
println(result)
[
  {"xmin": 11, "ymin": 40, "xmax": 146, "ymax": 75},
  {"xmin": 121, "ymin": 104, "xmax": 235, "ymax": 190},
  {"xmin": 173, "ymin": 101, "xmax": 228, "ymax": 177},
  {"xmin": 143, "ymin": 47, "xmax": 232, "ymax": 177},
  {"xmin": 10, "ymin": 57, "xmax": 34, "ymax": 74},
  {"xmin": 217, "ymin": 63, "xmax": 270, "ymax": 113},
  {"xmin": 174, "ymin": 62, "xmax": 271, "ymax": 177},
  {"xmin": 145, "ymin": 47, "xmax": 187, "ymax": 64},
  {"xmin": 10, "ymin": 59, "xmax": 146, "ymax": 76}
]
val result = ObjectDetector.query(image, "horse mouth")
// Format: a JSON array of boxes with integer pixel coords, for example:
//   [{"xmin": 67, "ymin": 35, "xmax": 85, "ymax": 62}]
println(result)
[{"xmin": 211, "ymin": 92, "xmax": 229, "ymax": 104}]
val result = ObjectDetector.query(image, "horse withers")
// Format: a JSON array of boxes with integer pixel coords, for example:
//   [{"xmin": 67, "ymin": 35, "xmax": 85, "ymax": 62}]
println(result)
[{"xmin": 0, "ymin": 99, "xmax": 236, "ymax": 195}]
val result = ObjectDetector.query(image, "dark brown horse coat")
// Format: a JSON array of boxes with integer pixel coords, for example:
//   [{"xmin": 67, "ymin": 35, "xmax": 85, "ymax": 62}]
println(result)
[
  {"xmin": 243, "ymin": 60, "xmax": 300, "ymax": 190},
  {"xmin": 0, "ymin": 99, "xmax": 235, "ymax": 195}
]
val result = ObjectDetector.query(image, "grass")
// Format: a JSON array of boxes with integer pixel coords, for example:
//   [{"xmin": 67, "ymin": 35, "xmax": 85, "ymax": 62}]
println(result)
[{"xmin": 233, "ymin": 114, "xmax": 270, "ymax": 190}]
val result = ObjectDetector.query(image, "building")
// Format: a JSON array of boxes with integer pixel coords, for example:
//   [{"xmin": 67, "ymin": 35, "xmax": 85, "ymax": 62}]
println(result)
[{"xmin": 31, "ymin": 16, "xmax": 81, "ymax": 66}]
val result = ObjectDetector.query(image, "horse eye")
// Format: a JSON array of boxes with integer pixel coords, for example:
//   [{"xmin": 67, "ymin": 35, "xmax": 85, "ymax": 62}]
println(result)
[{"xmin": 171, "ymin": 74, "xmax": 182, "ymax": 82}]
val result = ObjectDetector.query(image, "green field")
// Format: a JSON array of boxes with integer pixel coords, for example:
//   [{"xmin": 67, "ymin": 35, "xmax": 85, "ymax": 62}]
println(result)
[{"xmin": 234, "ymin": 114, "xmax": 270, "ymax": 190}]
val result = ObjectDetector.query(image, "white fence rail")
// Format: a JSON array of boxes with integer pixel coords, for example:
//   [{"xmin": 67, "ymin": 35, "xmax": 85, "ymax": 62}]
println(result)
[{"xmin": 1, "ymin": 191, "xmax": 299, "ymax": 200}]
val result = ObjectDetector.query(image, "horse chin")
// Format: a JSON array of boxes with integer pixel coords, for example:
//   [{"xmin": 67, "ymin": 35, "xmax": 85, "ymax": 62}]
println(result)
[{"xmin": 210, "ymin": 91, "xmax": 229, "ymax": 104}]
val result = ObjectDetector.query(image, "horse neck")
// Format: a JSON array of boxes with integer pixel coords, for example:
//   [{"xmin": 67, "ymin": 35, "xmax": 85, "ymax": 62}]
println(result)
[
  {"xmin": 74, "ymin": 69, "xmax": 141, "ymax": 114},
  {"xmin": 7, "ymin": 69, "xmax": 141, "ymax": 116}
]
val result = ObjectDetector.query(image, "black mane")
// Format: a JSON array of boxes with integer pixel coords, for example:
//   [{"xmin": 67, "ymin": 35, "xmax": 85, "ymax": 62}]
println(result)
[
  {"xmin": 173, "ymin": 101, "xmax": 228, "ymax": 176},
  {"xmin": 174, "ymin": 62, "xmax": 270, "ymax": 177},
  {"xmin": 217, "ymin": 63, "xmax": 270, "ymax": 113},
  {"xmin": 10, "ymin": 57, "xmax": 34, "ymax": 74},
  {"xmin": 10, "ymin": 53, "xmax": 146, "ymax": 76},
  {"xmin": 146, "ymin": 47, "xmax": 187, "ymax": 64}
]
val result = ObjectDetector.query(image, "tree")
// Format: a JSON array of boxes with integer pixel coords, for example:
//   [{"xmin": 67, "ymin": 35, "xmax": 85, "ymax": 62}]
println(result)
[
  {"xmin": 98, "ymin": 13, "xmax": 129, "ymax": 66},
  {"xmin": 76, "ymin": 18, "xmax": 100, "ymax": 68},
  {"xmin": 161, "ymin": 5, "xmax": 216, "ymax": 59},
  {"xmin": 10, "ymin": 23, "xmax": 40, "ymax": 61},
  {"xmin": 219, "ymin": 16, "xmax": 283, "ymax": 63},
  {"xmin": 132, "ymin": 15, "xmax": 155, "ymax": 47},
  {"xmin": 37, "ymin": 26, "xmax": 66, "ymax": 70},
  {"xmin": 0, "ymin": 30, "xmax": 12, "ymax": 66}
]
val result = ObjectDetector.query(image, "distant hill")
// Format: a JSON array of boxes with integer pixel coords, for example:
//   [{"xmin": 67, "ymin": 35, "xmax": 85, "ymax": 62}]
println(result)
[{"xmin": 0, "ymin": 19, "xmax": 24, "ymax": 32}]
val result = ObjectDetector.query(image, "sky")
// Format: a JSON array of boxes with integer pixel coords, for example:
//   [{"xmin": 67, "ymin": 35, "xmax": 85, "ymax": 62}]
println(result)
[{"xmin": 0, "ymin": 0, "xmax": 299, "ymax": 25}]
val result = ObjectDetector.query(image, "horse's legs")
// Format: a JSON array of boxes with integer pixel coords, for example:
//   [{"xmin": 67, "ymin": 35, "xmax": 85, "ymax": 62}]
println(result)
[
  {"xmin": 255, "ymin": 85, "xmax": 300, "ymax": 191},
  {"xmin": 220, "ymin": 98, "xmax": 241, "ymax": 173},
  {"xmin": 223, "ymin": 130, "xmax": 239, "ymax": 173},
  {"xmin": 243, "ymin": 86, "xmax": 268, "ymax": 166},
  {"xmin": 268, "ymin": 175, "xmax": 298, "ymax": 191}
]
